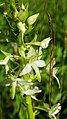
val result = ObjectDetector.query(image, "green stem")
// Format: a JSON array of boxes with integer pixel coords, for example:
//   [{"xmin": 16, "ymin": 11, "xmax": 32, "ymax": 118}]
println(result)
[{"xmin": 26, "ymin": 95, "xmax": 34, "ymax": 119}]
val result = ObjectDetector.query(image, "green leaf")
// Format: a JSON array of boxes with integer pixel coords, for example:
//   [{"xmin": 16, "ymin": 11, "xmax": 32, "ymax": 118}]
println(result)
[
  {"xmin": 24, "ymin": 87, "xmax": 41, "ymax": 95},
  {"xmin": 19, "ymin": 64, "xmax": 32, "ymax": 76},
  {"xmin": 17, "ymin": 33, "xmax": 23, "ymax": 45},
  {"xmin": 27, "ymin": 13, "xmax": 39, "ymax": 25},
  {"xmin": 27, "ymin": 46, "xmax": 35, "ymax": 59},
  {"xmin": 41, "ymin": 37, "xmax": 50, "ymax": 48},
  {"xmin": 31, "ymin": 64, "xmax": 41, "ymax": 82}
]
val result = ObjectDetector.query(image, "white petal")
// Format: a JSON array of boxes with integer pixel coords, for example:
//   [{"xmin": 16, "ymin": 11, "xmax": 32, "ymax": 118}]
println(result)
[{"xmin": 19, "ymin": 64, "xmax": 32, "ymax": 76}]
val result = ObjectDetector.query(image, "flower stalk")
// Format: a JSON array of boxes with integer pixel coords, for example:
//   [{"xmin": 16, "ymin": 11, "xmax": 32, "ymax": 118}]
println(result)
[{"xmin": 26, "ymin": 95, "xmax": 34, "ymax": 119}]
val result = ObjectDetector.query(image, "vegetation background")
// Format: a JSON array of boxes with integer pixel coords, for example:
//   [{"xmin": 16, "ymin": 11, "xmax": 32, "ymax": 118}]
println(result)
[{"xmin": 0, "ymin": 0, "xmax": 67, "ymax": 119}]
